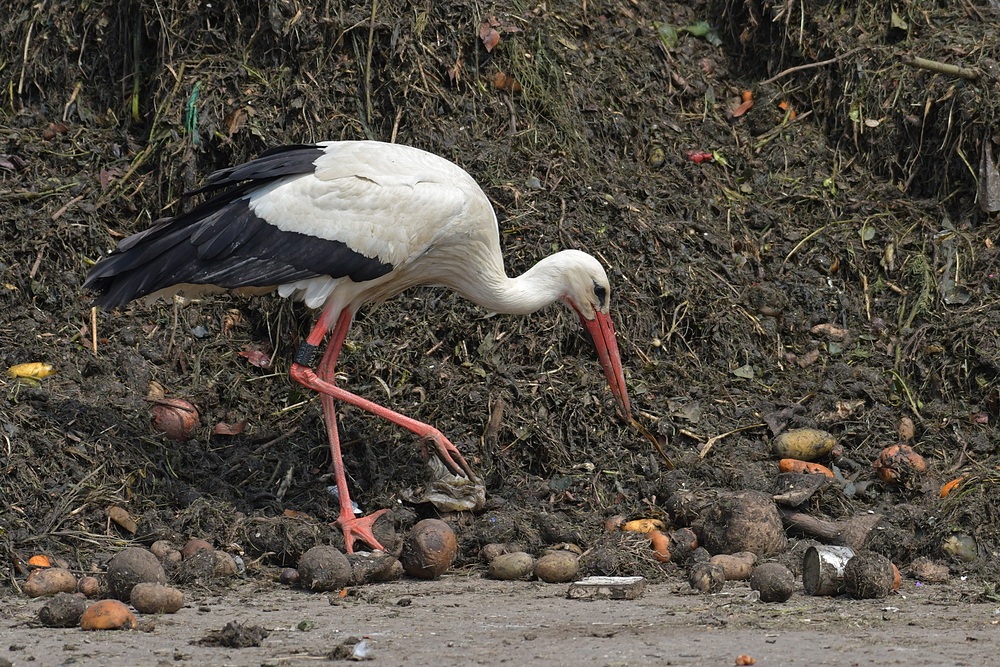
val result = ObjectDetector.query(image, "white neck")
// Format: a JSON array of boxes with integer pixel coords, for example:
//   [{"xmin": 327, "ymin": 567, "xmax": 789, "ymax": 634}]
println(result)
[{"xmin": 446, "ymin": 251, "xmax": 579, "ymax": 316}]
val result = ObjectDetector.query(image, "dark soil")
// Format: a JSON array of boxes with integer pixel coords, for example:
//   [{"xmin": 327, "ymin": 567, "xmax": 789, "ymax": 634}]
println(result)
[{"xmin": 2, "ymin": 0, "xmax": 999, "ymax": 628}]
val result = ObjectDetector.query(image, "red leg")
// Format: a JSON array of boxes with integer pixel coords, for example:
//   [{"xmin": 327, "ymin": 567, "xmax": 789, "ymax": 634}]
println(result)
[
  {"xmin": 291, "ymin": 309, "xmax": 479, "ymax": 485},
  {"xmin": 306, "ymin": 307, "xmax": 387, "ymax": 553}
]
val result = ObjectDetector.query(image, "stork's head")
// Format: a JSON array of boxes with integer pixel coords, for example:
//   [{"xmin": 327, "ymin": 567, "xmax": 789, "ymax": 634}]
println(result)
[{"xmin": 557, "ymin": 250, "xmax": 632, "ymax": 420}]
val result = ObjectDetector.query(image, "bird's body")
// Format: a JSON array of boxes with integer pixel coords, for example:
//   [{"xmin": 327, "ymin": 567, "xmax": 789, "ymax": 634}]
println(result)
[
  {"xmin": 86, "ymin": 140, "xmax": 631, "ymax": 552},
  {"xmin": 91, "ymin": 142, "xmax": 505, "ymax": 313}
]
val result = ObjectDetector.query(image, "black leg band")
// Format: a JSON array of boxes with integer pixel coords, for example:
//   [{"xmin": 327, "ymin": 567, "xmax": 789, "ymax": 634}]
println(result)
[{"xmin": 294, "ymin": 342, "xmax": 320, "ymax": 367}]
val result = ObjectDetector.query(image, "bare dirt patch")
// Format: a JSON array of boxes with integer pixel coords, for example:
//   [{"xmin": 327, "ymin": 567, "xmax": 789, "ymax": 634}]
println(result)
[{"xmin": 4, "ymin": 577, "xmax": 999, "ymax": 666}]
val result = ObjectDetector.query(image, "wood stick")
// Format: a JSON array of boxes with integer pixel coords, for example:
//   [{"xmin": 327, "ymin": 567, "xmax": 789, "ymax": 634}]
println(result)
[
  {"xmin": 902, "ymin": 55, "xmax": 981, "ymax": 81},
  {"xmin": 781, "ymin": 509, "xmax": 883, "ymax": 550},
  {"xmin": 759, "ymin": 47, "xmax": 865, "ymax": 86}
]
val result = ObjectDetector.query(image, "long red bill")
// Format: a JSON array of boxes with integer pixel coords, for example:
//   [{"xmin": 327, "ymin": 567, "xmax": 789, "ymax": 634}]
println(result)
[{"xmin": 580, "ymin": 310, "xmax": 632, "ymax": 420}]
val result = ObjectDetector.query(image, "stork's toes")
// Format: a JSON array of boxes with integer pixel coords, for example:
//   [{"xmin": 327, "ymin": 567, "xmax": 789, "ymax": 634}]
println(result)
[
  {"xmin": 422, "ymin": 435, "xmax": 480, "ymax": 483},
  {"xmin": 337, "ymin": 509, "xmax": 389, "ymax": 554}
]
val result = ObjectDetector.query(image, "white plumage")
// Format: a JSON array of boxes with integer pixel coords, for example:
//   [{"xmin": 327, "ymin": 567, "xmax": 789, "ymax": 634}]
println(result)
[{"xmin": 86, "ymin": 140, "xmax": 631, "ymax": 553}]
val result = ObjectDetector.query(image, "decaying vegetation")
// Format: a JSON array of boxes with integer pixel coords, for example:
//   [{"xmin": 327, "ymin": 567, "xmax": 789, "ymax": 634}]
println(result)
[{"xmin": 2, "ymin": 0, "xmax": 998, "ymax": 591}]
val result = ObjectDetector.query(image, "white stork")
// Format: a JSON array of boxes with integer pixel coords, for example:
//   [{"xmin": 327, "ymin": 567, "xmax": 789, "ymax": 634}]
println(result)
[{"xmin": 85, "ymin": 140, "xmax": 632, "ymax": 553}]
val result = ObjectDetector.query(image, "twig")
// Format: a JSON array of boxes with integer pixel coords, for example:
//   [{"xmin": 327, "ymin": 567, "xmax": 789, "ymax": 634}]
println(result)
[
  {"xmin": 62, "ymin": 82, "xmax": 82, "ymax": 122},
  {"xmin": 502, "ymin": 93, "xmax": 517, "ymax": 136},
  {"xmin": 902, "ymin": 55, "xmax": 981, "ymax": 81},
  {"xmin": 91, "ymin": 306, "xmax": 98, "ymax": 356},
  {"xmin": 390, "ymin": 106, "xmax": 403, "ymax": 144},
  {"xmin": 783, "ymin": 219, "xmax": 853, "ymax": 265},
  {"xmin": 698, "ymin": 422, "xmax": 766, "ymax": 459},
  {"xmin": 29, "ymin": 243, "xmax": 46, "ymax": 279},
  {"xmin": 759, "ymin": 47, "xmax": 865, "ymax": 86},
  {"xmin": 17, "ymin": 15, "xmax": 34, "ymax": 95},
  {"xmin": 166, "ymin": 297, "xmax": 180, "ymax": 357},
  {"xmin": 51, "ymin": 193, "xmax": 86, "ymax": 221},
  {"xmin": 253, "ymin": 427, "xmax": 300, "ymax": 455},
  {"xmin": 860, "ymin": 271, "xmax": 872, "ymax": 321},
  {"xmin": 364, "ymin": 0, "xmax": 377, "ymax": 128},
  {"xmin": 631, "ymin": 417, "xmax": 674, "ymax": 470}
]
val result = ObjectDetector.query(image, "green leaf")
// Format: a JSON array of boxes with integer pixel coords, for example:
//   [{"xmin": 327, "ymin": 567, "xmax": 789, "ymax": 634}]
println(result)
[
  {"xmin": 681, "ymin": 21, "xmax": 712, "ymax": 37},
  {"xmin": 680, "ymin": 21, "xmax": 722, "ymax": 46},
  {"xmin": 654, "ymin": 22, "xmax": 679, "ymax": 49}
]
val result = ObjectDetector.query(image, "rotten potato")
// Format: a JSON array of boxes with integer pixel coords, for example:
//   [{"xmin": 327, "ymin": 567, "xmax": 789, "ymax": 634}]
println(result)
[
  {"xmin": 401, "ymin": 519, "xmax": 458, "ymax": 579},
  {"xmin": 38, "ymin": 592, "xmax": 87, "ymax": 627},
  {"xmin": 480, "ymin": 542, "xmax": 523, "ymax": 563},
  {"xmin": 180, "ymin": 538, "xmax": 214, "ymax": 560},
  {"xmin": 941, "ymin": 534, "xmax": 977, "ymax": 562},
  {"xmin": 873, "ymin": 444, "xmax": 926, "ymax": 484},
  {"xmin": 107, "ymin": 547, "xmax": 167, "ymax": 600},
  {"xmin": 347, "ymin": 552, "xmax": 403, "ymax": 585},
  {"xmin": 699, "ymin": 491, "xmax": 788, "ymax": 557},
  {"xmin": 77, "ymin": 576, "xmax": 102, "ymax": 598},
  {"xmin": 772, "ymin": 428, "xmax": 837, "ymax": 461},
  {"xmin": 688, "ymin": 562, "xmax": 726, "ymax": 594},
  {"xmin": 488, "ymin": 552, "xmax": 535, "ymax": 580},
  {"xmin": 80, "ymin": 599, "xmax": 137, "ymax": 630},
  {"xmin": 297, "ymin": 545, "xmax": 352, "ymax": 591},
  {"xmin": 152, "ymin": 397, "xmax": 199, "ymax": 440},
  {"xmin": 23, "ymin": 567, "xmax": 77, "ymax": 598},
  {"xmin": 668, "ymin": 527, "xmax": 699, "ymax": 564},
  {"xmin": 844, "ymin": 552, "xmax": 895, "ymax": 599},
  {"xmin": 534, "ymin": 551, "xmax": 579, "ymax": 583},
  {"xmin": 749, "ymin": 562, "xmax": 795, "ymax": 602},
  {"xmin": 130, "ymin": 582, "xmax": 185, "ymax": 614},
  {"xmin": 710, "ymin": 552, "xmax": 757, "ymax": 581},
  {"xmin": 150, "ymin": 540, "xmax": 182, "ymax": 565}
]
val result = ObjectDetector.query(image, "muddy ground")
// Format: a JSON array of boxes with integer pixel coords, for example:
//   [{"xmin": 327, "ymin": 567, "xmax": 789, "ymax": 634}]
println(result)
[
  {"xmin": 2, "ymin": 0, "xmax": 1000, "ymax": 663},
  {"xmin": 4, "ymin": 577, "xmax": 1000, "ymax": 667}
]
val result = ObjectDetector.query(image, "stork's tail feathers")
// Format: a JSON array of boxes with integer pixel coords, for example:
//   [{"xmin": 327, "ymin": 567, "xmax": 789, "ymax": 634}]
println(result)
[{"xmin": 84, "ymin": 144, "xmax": 392, "ymax": 309}]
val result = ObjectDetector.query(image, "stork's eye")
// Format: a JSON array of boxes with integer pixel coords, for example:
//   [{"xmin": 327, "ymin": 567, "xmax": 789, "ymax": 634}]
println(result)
[{"xmin": 594, "ymin": 282, "xmax": 607, "ymax": 307}]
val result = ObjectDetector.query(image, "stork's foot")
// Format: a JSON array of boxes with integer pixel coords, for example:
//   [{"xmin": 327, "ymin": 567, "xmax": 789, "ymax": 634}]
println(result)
[
  {"xmin": 420, "ymin": 431, "xmax": 480, "ymax": 483},
  {"xmin": 337, "ymin": 509, "xmax": 389, "ymax": 554}
]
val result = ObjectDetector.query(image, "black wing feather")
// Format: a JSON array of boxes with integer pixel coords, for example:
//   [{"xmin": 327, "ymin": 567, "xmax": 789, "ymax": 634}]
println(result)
[{"xmin": 85, "ymin": 145, "xmax": 394, "ymax": 309}]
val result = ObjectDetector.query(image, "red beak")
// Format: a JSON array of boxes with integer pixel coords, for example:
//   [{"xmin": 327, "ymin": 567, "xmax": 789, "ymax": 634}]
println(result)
[{"xmin": 577, "ymin": 309, "xmax": 632, "ymax": 420}]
